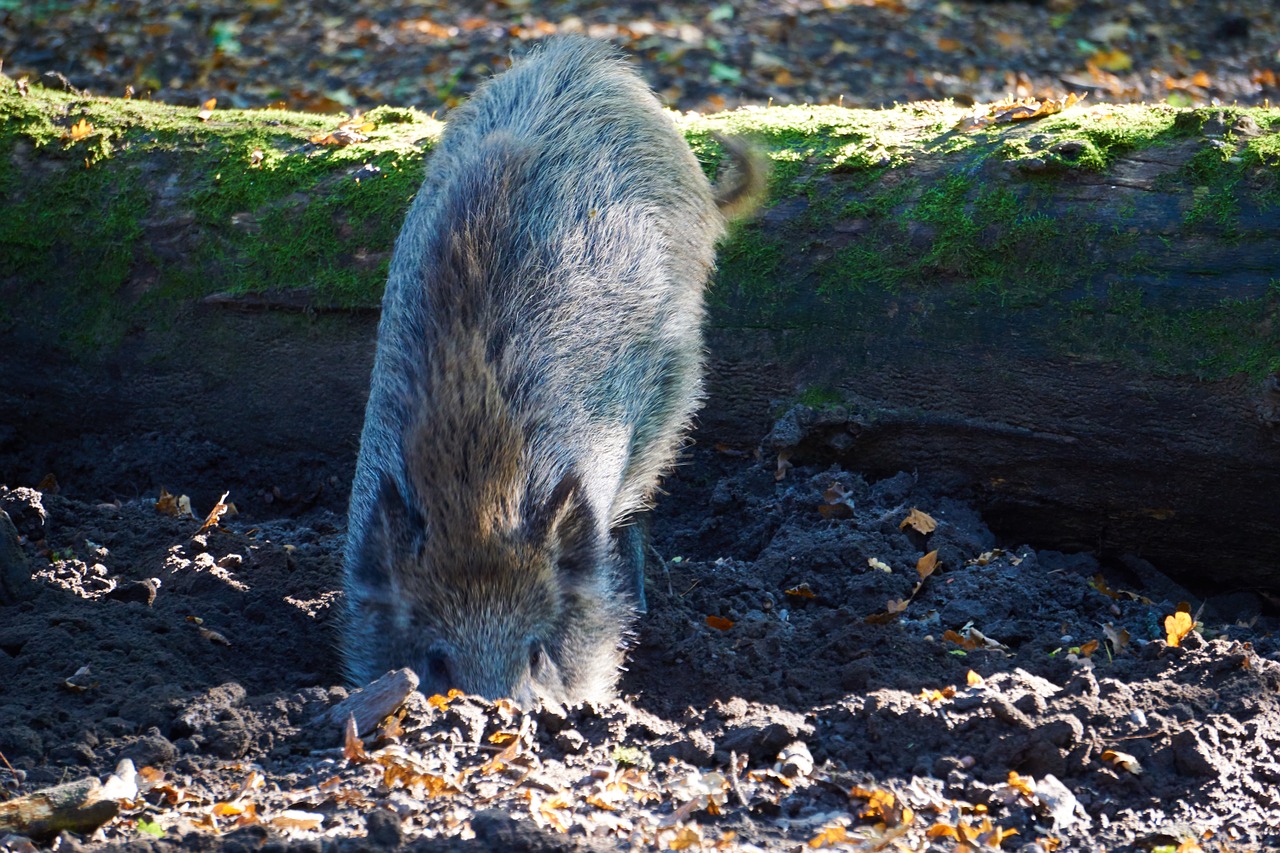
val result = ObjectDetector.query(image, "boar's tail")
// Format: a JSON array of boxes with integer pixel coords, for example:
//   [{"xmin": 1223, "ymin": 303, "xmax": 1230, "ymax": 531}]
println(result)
[{"xmin": 711, "ymin": 133, "xmax": 769, "ymax": 221}]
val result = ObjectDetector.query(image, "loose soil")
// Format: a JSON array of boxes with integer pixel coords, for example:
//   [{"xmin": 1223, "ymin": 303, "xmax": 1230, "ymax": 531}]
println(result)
[{"xmin": 2, "ymin": 422, "xmax": 1278, "ymax": 852}]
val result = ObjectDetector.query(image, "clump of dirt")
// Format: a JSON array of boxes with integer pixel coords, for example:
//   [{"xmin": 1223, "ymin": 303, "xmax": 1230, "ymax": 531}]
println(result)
[{"xmin": 1, "ymin": 439, "xmax": 1278, "ymax": 852}]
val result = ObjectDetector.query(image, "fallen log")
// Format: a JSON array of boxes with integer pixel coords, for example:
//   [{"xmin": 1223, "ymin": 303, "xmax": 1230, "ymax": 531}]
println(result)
[{"xmin": 0, "ymin": 76, "xmax": 1276, "ymax": 590}]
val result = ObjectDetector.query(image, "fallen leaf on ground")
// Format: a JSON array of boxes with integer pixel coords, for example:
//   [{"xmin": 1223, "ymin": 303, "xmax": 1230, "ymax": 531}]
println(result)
[
  {"xmin": 899, "ymin": 508, "xmax": 937, "ymax": 534},
  {"xmin": 156, "ymin": 487, "xmax": 194, "ymax": 518},
  {"xmin": 956, "ymin": 92, "xmax": 1084, "ymax": 131},
  {"xmin": 916, "ymin": 550, "xmax": 939, "ymax": 578},
  {"xmin": 196, "ymin": 491, "xmax": 233, "ymax": 534},
  {"xmin": 198, "ymin": 626, "xmax": 231, "ymax": 646},
  {"xmin": 65, "ymin": 118, "xmax": 94, "ymax": 141},
  {"xmin": 1165, "ymin": 610, "xmax": 1194, "ymax": 646},
  {"xmin": 343, "ymin": 715, "xmax": 370, "ymax": 762},
  {"xmin": 1100, "ymin": 749, "xmax": 1143, "ymax": 775}
]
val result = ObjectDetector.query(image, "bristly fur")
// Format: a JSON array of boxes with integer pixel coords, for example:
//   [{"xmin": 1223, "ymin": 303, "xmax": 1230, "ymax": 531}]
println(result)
[{"xmin": 341, "ymin": 35, "xmax": 766, "ymax": 705}]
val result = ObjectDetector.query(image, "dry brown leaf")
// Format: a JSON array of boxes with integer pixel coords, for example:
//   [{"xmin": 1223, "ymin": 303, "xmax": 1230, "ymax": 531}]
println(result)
[
  {"xmin": 919, "ymin": 687, "xmax": 955, "ymax": 704},
  {"xmin": 819, "ymin": 481, "xmax": 860, "ymax": 514},
  {"xmin": 309, "ymin": 119, "xmax": 370, "ymax": 147},
  {"xmin": 808, "ymin": 822, "xmax": 850, "ymax": 847},
  {"xmin": 916, "ymin": 549, "xmax": 939, "ymax": 579},
  {"xmin": 378, "ymin": 752, "xmax": 459, "ymax": 796},
  {"xmin": 982, "ymin": 825, "xmax": 1019, "ymax": 847},
  {"xmin": 966, "ymin": 669, "xmax": 985, "ymax": 687},
  {"xmin": 66, "ymin": 118, "xmax": 94, "ymax": 142},
  {"xmin": 1165, "ymin": 610, "xmax": 1194, "ymax": 647},
  {"xmin": 899, "ymin": 508, "xmax": 937, "ymax": 534},
  {"xmin": 666, "ymin": 825, "xmax": 703, "ymax": 850},
  {"xmin": 775, "ymin": 450, "xmax": 793, "ymax": 481},
  {"xmin": 944, "ymin": 629, "xmax": 978, "ymax": 650},
  {"xmin": 376, "ymin": 708, "xmax": 405, "ymax": 741},
  {"xmin": 37, "ymin": 473, "xmax": 59, "ymax": 493},
  {"xmin": 1006, "ymin": 771, "xmax": 1035, "ymax": 798},
  {"xmin": 196, "ymin": 490, "xmax": 232, "ymax": 534},
  {"xmin": 886, "ymin": 598, "xmax": 910, "ymax": 614},
  {"xmin": 705, "ymin": 615, "xmax": 734, "ymax": 631},
  {"xmin": 1077, "ymin": 639, "xmax": 1099, "ymax": 658},
  {"xmin": 957, "ymin": 92, "xmax": 1084, "ymax": 131},
  {"xmin": 1101, "ymin": 749, "xmax": 1143, "ymax": 775},
  {"xmin": 211, "ymin": 801, "xmax": 249, "ymax": 817},
  {"xmin": 198, "ymin": 626, "xmax": 231, "ymax": 646},
  {"xmin": 426, "ymin": 688, "xmax": 464, "ymax": 710},
  {"xmin": 1091, "ymin": 573, "xmax": 1121, "ymax": 599},
  {"xmin": 197, "ymin": 98, "xmax": 216, "ymax": 121},
  {"xmin": 343, "ymin": 714, "xmax": 370, "ymax": 762},
  {"xmin": 785, "ymin": 584, "xmax": 817, "ymax": 599},
  {"xmin": 63, "ymin": 665, "xmax": 97, "ymax": 692},
  {"xmin": 850, "ymin": 785, "xmax": 914, "ymax": 825},
  {"xmin": 156, "ymin": 487, "xmax": 194, "ymax": 518}
]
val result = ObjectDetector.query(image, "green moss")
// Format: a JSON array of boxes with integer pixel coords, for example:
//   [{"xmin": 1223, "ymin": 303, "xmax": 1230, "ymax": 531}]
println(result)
[
  {"xmin": 1065, "ymin": 280, "xmax": 1280, "ymax": 379},
  {"xmin": 0, "ymin": 135, "xmax": 147, "ymax": 348},
  {"xmin": 819, "ymin": 176, "xmax": 1100, "ymax": 307},
  {"xmin": 796, "ymin": 386, "xmax": 845, "ymax": 408},
  {"xmin": 713, "ymin": 224, "xmax": 788, "ymax": 310},
  {"xmin": 4, "ymin": 80, "xmax": 1278, "ymax": 381}
]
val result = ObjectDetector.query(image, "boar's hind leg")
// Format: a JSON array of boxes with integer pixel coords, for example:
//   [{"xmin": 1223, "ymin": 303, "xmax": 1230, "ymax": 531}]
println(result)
[{"xmin": 613, "ymin": 516, "xmax": 650, "ymax": 613}]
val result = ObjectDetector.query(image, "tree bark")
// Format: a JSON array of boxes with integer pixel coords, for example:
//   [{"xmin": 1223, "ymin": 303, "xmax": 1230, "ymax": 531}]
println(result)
[{"xmin": 1, "ymin": 78, "xmax": 1277, "ymax": 590}]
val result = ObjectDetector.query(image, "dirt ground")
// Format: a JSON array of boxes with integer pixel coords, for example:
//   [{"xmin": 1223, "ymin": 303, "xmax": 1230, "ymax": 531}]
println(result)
[{"xmin": 2, "ymin": 414, "xmax": 1278, "ymax": 853}]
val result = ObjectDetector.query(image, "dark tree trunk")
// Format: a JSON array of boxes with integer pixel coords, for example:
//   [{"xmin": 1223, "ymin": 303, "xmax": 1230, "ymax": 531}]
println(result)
[{"xmin": 1, "ymin": 78, "xmax": 1277, "ymax": 591}]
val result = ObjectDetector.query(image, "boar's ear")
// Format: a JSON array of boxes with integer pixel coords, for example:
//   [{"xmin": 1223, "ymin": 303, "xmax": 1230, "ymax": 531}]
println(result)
[
  {"xmin": 353, "ymin": 474, "xmax": 424, "ymax": 588},
  {"xmin": 526, "ymin": 473, "xmax": 597, "ymax": 574}
]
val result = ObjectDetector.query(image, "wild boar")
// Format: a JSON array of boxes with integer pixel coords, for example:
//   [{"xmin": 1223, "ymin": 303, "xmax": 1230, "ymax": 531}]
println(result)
[{"xmin": 342, "ymin": 36, "xmax": 765, "ymax": 705}]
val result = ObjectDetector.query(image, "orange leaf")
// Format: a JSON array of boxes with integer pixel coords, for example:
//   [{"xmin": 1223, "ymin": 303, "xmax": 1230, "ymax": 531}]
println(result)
[
  {"xmin": 1091, "ymin": 48, "xmax": 1132, "ymax": 72},
  {"xmin": 426, "ymin": 688, "xmax": 464, "ymax": 710},
  {"xmin": 1164, "ymin": 610, "xmax": 1194, "ymax": 646},
  {"xmin": 1006, "ymin": 771, "xmax": 1034, "ymax": 797},
  {"xmin": 899, "ymin": 508, "xmax": 937, "ymax": 534},
  {"xmin": 706, "ymin": 615, "xmax": 735, "ymax": 631},
  {"xmin": 785, "ymin": 584, "xmax": 817, "ymax": 599},
  {"xmin": 916, "ymin": 550, "xmax": 939, "ymax": 579},
  {"xmin": 67, "ymin": 118, "xmax": 94, "ymax": 141},
  {"xmin": 667, "ymin": 826, "xmax": 703, "ymax": 850},
  {"xmin": 196, "ymin": 490, "xmax": 232, "ymax": 534},
  {"xmin": 1090, "ymin": 573, "xmax": 1121, "ymax": 599},
  {"xmin": 1100, "ymin": 749, "xmax": 1143, "ymax": 775},
  {"xmin": 197, "ymin": 98, "xmax": 216, "ymax": 121},
  {"xmin": 808, "ymin": 824, "xmax": 849, "ymax": 847},
  {"xmin": 966, "ymin": 669, "xmax": 984, "ymax": 687}
]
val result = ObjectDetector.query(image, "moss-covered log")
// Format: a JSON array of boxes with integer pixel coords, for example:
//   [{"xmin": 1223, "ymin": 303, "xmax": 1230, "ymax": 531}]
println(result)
[{"xmin": 2, "ymin": 75, "xmax": 1278, "ymax": 591}]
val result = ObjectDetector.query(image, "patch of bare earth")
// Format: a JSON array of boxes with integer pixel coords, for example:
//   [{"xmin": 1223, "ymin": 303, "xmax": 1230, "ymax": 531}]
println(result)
[{"xmin": 2, "ymin": 441, "xmax": 1279, "ymax": 852}]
